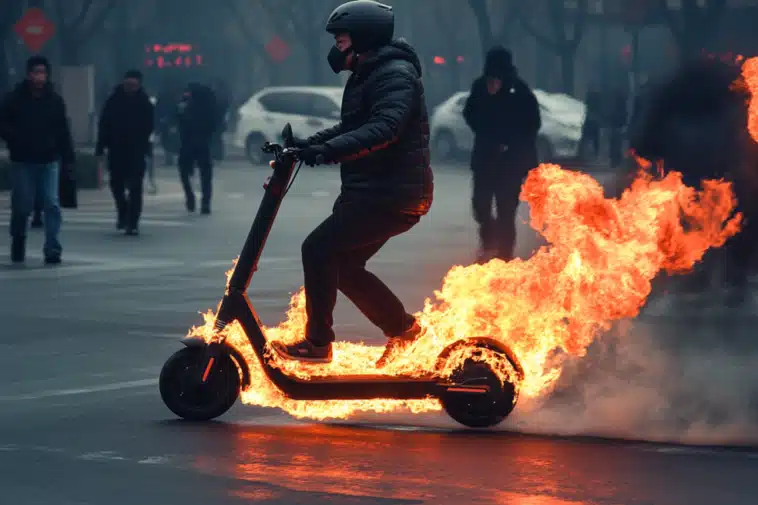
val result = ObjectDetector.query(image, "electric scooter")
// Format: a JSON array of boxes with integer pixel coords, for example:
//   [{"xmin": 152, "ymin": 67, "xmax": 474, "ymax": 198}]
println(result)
[{"xmin": 158, "ymin": 124, "xmax": 525, "ymax": 428}]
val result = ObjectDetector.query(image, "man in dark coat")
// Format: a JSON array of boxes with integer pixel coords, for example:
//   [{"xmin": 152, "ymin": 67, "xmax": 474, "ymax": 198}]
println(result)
[
  {"xmin": 0, "ymin": 55, "xmax": 75, "ymax": 264},
  {"xmin": 630, "ymin": 58, "xmax": 757, "ymax": 307},
  {"xmin": 176, "ymin": 82, "xmax": 217, "ymax": 214},
  {"xmin": 463, "ymin": 46, "xmax": 541, "ymax": 263},
  {"xmin": 96, "ymin": 69, "xmax": 154, "ymax": 235},
  {"xmin": 271, "ymin": 0, "xmax": 433, "ymax": 367}
]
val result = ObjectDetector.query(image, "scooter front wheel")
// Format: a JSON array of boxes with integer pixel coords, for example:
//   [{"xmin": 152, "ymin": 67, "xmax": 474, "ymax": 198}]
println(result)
[
  {"xmin": 440, "ymin": 355, "xmax": 518, "ymax": 429},
  {"xmin": 159, "ymin": 346, "xmax": 240, "ymax": 421}
]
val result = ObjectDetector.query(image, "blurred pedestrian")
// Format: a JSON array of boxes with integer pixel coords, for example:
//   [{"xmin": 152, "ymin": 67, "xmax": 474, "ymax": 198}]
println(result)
[
  {"xmin": 0, "ymin": 55, "xmax": 75, "ymax": 264},
  {"xmin": 95, "ymin": 69, "xmax": 154, "ymax": 235},
  {"xmin": 155, "ymin": 84, "xmax": 180, "ymax": 166},
  {"xmin": 463, "ymin": 46, "xmax": 541, "ymax": 263},
  {"xmin": 630, "ymin": 58, "xmax": 756, "ymax": 306},
  {"xmin": 176, "ymin": 82, "xmax": 217, "ymax": 214},
  {"xmin": 579, "ymin": 85, "xmax": 602, "ymax": 160},
  {"xmin": 608, "ymin": 86, "xmax": 628, "ymax": 167},
  {"xmin": 211, "ymin": 79, "xmax": 230, "ymax": 163}
]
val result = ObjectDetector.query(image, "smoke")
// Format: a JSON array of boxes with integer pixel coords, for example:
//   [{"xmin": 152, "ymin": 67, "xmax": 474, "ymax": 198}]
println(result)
[{"xmin": 508, "ymin": 298, "xmax": 758, "ymax": 446}]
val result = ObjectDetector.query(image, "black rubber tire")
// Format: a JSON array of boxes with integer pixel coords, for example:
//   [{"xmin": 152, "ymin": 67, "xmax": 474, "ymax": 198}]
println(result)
[
  {"xmin": 159, "ymin": 346, "xmax": 240, "ymax": 421},
  {"xmin": 440, "ymin": 358, "xmax": 517, "ymax": 429}
]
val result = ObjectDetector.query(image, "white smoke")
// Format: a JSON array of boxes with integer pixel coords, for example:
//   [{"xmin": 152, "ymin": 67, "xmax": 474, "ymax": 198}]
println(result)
[{"xmin": 507, "ymin": 299, "xmax": 758, "ymax": 446}]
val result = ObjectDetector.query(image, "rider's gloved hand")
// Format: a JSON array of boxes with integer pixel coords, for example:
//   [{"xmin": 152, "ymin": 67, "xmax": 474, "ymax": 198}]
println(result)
[
  {"xmin": 300, "ymin": 145, "xmax": 331, "ymax": 166},
  {"xmin": 292, "ymin": 136, "xmax": 310, "ymax": 149}
]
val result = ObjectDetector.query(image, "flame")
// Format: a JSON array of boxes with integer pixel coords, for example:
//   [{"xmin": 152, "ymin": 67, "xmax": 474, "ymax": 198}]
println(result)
[
  {"xmin": 188, "ymin": 163, "xmax": 741, "ymax": 421},
  {"xmin": 741, "ymin": 56, "xmax": 758, "ymax": 142}
]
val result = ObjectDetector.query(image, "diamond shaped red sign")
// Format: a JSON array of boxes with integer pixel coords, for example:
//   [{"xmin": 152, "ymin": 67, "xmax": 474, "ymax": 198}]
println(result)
[
  {"xmin": 265, "ymin": 35, "xmax": 291, "ymax": 63},
  {"xmin": 14, "ymin": 8, "xmax": 56, "ymax": 53}
]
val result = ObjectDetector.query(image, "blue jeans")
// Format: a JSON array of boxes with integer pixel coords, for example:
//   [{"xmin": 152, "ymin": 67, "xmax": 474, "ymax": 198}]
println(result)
[{"xmin": 9, "ymin": 162, "xmax": 62, "ymax": 258}]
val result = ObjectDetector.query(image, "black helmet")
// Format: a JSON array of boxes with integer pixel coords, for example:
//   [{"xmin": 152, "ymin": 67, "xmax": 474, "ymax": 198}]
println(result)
[{"xmin": 326, "ymin": 0, "xmax": 394, "ymax": 53}]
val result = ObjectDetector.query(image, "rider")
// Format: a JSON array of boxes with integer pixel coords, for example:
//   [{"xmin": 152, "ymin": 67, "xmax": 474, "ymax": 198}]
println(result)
[{"xmin": 271, "ymin": 0, "xmax": 434, "ymax": 367}]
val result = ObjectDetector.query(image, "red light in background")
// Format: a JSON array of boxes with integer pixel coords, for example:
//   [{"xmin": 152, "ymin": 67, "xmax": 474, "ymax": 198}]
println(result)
[
  {"xmin": 456, "ymin": 56, "xmax": 464, "ymax": 63},
  {"xmin": 433, "ymin": 56, "xmax": 446, "ymax": 65},
  {"xmin": 157, "ymin": 56, "xmax": 164, "ymax": 68},
  {"xmin": 195, "ymin": 55, "xmax": 202, "ymax": 65}
]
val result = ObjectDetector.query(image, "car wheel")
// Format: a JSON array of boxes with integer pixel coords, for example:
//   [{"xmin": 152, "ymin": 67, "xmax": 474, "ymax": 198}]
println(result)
[
  {"xmin": 433, "ymin": 130, "xmax": 459, "ymax": 161},
  {"xmin": 537, "ymin": 136, "xmax": 554, "ymax": 163},
  {"xmin": 245, "ymin": 133, "xmax": 268, "ymax": 166}
]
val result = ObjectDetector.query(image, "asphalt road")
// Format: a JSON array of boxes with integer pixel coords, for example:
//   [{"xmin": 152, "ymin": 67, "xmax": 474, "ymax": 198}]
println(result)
[{"xmin": 0, "ymin": 161, "xmax": 757, "ymax": 505}]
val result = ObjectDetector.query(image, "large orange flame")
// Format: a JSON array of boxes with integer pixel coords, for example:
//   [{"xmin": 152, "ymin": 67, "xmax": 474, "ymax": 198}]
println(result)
[
  {"xmin": 741, "ymin": 56, "xmax": 758, "ymax": 142},
  {"xmin": 190, "ymin": 163, "xmax": 741, "ymax": 421}
]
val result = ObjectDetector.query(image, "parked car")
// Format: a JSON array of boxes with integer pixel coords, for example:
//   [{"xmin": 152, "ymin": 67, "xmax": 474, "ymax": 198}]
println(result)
[
  {"xmin": 234, "ymin": 86, "xmax": 343, "ymax": 165},
  {"xmin": 429, "ymin": 89, "xmax": 586, "ymax": 162}
]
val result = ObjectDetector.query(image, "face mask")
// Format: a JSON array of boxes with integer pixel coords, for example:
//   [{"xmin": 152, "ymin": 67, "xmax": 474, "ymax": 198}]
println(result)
[{"xmin": 327, "ymin": 45, "xmax": 352, "ymax": 74}]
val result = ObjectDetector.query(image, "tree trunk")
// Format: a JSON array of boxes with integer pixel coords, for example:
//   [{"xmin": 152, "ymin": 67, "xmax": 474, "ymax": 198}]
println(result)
[
  {"xmin": 560, "ymin": 50, "xmax": 575, "ymax": 94},
  {"xmin": 468, "ymin": 0, "xmax": 494, "ymax": 56},
  {"xmin": 0, "ymin": 46, "xmax": 10, "ymax": 93}
]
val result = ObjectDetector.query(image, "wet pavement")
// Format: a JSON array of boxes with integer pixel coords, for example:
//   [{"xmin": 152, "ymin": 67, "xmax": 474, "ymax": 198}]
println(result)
[{"xmin": 1, "ymin": 162, "xmax": 757, "ymax": 504}]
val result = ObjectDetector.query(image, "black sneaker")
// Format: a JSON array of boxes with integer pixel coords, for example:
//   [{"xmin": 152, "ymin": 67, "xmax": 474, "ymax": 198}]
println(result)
[
  {"xmin": 44, "ymin": 255, "xmax": 62, "ymax": 265},
  {"xmin": 125, "ymin": 227, "xmax": 139, "ymax": 236},
  {"xmin": 200, "ymin": 205, "xmax": 211, "ymax": 215},
  {"xmin": 116, "ymin": 218, "xmax": 125, "ymax": 230},
  {"xmin": 11, "ymin": 238, "xmax": 25, "ymax": 263},
  {"xmin": 271, "ymin": 339, "xmax": 333, "ymax": 363},
  {"xmin": 376, "ymin": 320, "xmax": 422, "ymax": 368},
  {"xmin": 186, "ymin": 197, "xmax": 196, "ymax": 213}
]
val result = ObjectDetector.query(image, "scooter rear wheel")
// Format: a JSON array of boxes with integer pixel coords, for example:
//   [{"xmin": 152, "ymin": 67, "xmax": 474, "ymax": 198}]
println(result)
[
  {"xmin": 440, "ymin": 358, "xmax": 517, "ymax": 429},
  {"xmin": 159, "ymin": 346, "xmax": 240, "ymax": 421}
]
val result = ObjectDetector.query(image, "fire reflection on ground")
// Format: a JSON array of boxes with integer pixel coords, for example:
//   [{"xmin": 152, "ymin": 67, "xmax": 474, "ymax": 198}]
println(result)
[{"xmin": 189, "ymin": 423, "xmax": 621, "ymax": 504}]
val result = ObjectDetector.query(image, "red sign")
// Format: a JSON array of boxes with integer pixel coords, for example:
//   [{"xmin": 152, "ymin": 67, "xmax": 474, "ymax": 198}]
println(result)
[
  {"xmin": 265, "ymin": 36, "xmax": 291, "ymax": 63},
  {"xmin": 14, "ymin": 8, "xmax": 56, "ymax": 53}
]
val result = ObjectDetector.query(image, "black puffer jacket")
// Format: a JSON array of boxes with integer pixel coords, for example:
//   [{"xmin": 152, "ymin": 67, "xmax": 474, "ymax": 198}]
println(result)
[
  {"xmin": 95, "ymin": 85, "xmax": 154, "ymax": 157},
  {"xmin": 463, "ymin": 47, "xmax": 541, "ymax": 179},
  {"xmin": 0, "ymin": 81, "xmax": 75, "ymax": 165},
  {"xmin": 308, "ymin": 39, "xmax": 433, "ymax": 216}
]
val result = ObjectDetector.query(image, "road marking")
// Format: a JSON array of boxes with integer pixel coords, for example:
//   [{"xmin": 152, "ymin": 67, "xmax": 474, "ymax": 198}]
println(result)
[{"xmin": 0, "ymin": 378, "xmax": 158, "ymax": 401}]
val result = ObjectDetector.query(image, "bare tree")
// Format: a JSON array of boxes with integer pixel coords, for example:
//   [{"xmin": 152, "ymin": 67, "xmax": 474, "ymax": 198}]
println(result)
[
  {"xmin": 467, "ymin": 0, "xmax": 523, "ymax": 55},
  {"xmin": 518, "ymin": 0, "xmax": 589, "ymax": 94},
  {"xmin": 52, "ymin": 0, "xmax": 117, "ymax": 65},
  {"xmin": 260, "ymin": 0, "xmax": 343, "ymax": 86},
  {"xmin": 219, "ymin": 0, "xmax": 284, "ymax": 85},
  {"xmin": 657, "ymin": 0, "xmax": 728, "ymax": 61}
]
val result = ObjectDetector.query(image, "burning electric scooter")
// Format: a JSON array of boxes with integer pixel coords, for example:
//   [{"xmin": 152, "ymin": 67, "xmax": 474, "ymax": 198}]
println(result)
[{"xmin": 158, "ymin": 124, "xmax": 524, "ymax": 428}]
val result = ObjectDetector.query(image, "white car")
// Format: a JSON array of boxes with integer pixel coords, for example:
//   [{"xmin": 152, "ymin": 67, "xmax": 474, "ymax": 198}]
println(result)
[
  {"xmin": 234, "ymin": 86, "xmax": 343, "ymax": 165},
  {"xmin": 429, "ymin": 90, "xmax": 586, "ymax": 162}
]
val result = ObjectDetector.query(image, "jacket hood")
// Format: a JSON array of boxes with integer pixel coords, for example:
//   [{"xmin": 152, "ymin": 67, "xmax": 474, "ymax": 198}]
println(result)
[
  {"xmin": 359, "ymin": 38, "xmax": 423, "ymax": 76},
  {"xmin": 483, "ymin": 45, "xmax": 514, "ymax": 79}
]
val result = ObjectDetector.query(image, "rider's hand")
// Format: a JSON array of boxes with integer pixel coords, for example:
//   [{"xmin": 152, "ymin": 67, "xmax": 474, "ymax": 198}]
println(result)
[
  {"xmin": 292, "ymin": 136, "xmax": 310, "ymax": 149},
  {"xmin": 300, "ymin": 145, "xmax": 330, "ymax": 166}
]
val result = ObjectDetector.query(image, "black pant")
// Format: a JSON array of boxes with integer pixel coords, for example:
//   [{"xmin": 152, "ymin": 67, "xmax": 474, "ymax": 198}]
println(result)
[
  {"xmin": 108, "ymin": 154, "xmax": 146, "ymax": 228},
  {"xmin": 178, "ymin": 143, "xmax": 212, "ymax": 209},
  {"xmin": 472, "ymin": 168, "xmax": 522, "ymax": 260},
  {"xmin": 302, "ymin": 201, "xmax": 420, "ymax": 345},
  {"xmin": 579, "ymin": 120, "xmax": 600, "ymax": 159},
  {"xmin": 609, "ymin": 127, "xmax": 624, "ymax": 167}
]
